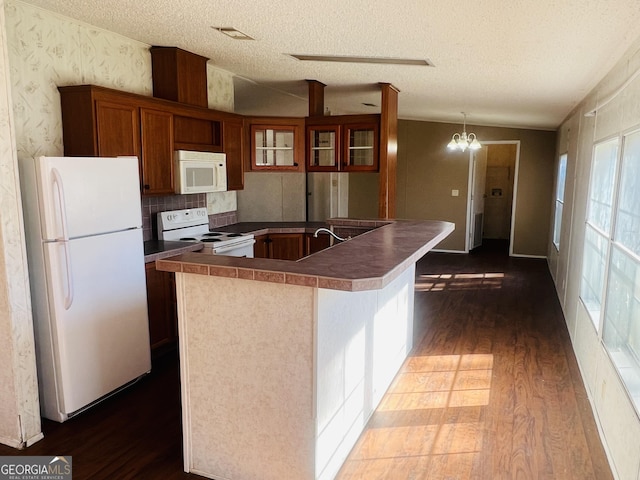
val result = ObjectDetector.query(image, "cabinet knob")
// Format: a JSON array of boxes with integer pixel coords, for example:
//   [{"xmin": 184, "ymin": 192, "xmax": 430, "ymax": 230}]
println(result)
[{"xmin": 143, "ymin": 184, "xmax": 150, "ymax": 190}]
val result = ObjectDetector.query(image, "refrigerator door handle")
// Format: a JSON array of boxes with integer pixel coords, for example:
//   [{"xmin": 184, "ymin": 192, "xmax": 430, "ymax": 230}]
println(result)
[
  {"xmin": 60, "ymin": 241, "xmax": 74, "ymax": 310},
  {"xmin": 52, "ymin": 168, "xmax": 74, "ymax": 309}
]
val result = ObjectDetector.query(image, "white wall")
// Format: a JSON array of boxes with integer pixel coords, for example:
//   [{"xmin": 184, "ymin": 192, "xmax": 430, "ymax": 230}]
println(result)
[
  {"xmin": 0, "ymin": 0, "xmax": 236, "ymax": 447},
  {"xmin": 549, "ymin": 33, "xmax": 640, "ymax": 480}
]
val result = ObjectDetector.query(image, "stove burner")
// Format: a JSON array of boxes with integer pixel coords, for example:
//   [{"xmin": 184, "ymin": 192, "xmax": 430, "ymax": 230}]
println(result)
[
  {"xmin": 180, "ymin": 237, "xmax": 197, "ymax": 241},
  {"xmin": 227, "ymin": 233, "xmax": 243, "ymax": 237},
  {"xmin": 203, "ymin": 232, "xmax": 223, "ymax": 237},
  {"xmin": 201, "ymin": 238, "xmax": 222, "ymax": 243}
]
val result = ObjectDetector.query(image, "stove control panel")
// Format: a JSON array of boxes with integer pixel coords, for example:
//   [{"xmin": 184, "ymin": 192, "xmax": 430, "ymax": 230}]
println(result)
[{"xmin": 157, "ymin": 207, "xmax": 209, "ymax": 236}]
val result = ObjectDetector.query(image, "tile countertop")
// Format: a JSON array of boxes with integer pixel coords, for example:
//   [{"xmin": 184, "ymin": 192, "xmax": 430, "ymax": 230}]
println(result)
[
  {"xmin": 212, "ymin": 221, "xmax": 328, "ymax": 236},
  {"xmin": 144, "ymin": 240, "xmax": 204, "ymax": 264},
  {"xmin": 156, "ymin": 219, "xmax": 455, "ymax": 292},
  {"xmin": 143, "ymin": 222, "xmax": 327, "ymax": 264}
]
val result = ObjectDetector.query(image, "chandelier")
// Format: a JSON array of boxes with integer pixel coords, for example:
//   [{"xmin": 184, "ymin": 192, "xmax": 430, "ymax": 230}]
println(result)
[{"xmin": 447, "ymin": 113, "xmax": 482, "ymax": 152}]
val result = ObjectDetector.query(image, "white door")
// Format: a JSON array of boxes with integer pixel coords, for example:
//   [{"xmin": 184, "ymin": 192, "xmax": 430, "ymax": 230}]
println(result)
[
  {"xmin": 44, "ymin": 228, "xmax": 150, "ymax": 416},
  {"xmin": 469, "ymin": 149, "xmax": 487, "ymax": 249},
  {"xmin": 35, "ymin": 156, "xmax": 142, "ymax": 240}
]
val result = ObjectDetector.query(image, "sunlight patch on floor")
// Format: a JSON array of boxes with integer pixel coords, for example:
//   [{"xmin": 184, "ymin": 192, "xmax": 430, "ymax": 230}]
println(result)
[
  {"xmin": 415, "ymin": 273, "xmax": 505, "ymax": 291},
  {"xmin": 338, "ymin": 354, "xmax": 492, "ymax": 478}
]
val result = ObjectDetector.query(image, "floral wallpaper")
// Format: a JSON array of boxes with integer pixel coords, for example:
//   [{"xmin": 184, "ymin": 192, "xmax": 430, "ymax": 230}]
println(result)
[
  {"xmin": 207, "ymin": 63, "xmax": 234, "ymax": 112},
  {"xmin": 0, "ymin": 0, "xmax": 238, "ymax": 446},
  {"xmin": 0, "ymin": 0, "xmax": 41, "ymax": 448},
  {"xmin": 6, "ymin": 0, "xmax": 237, "ymax": 237},
  {"xmin": 6, "ymin": 0, "xmax": 153, "ymax": 160}
]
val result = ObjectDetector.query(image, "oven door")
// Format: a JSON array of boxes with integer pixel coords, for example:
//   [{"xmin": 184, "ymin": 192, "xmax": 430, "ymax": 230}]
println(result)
[{"xmin": 212, "ymin": 240, "xmax": 255, "ymax": 258}]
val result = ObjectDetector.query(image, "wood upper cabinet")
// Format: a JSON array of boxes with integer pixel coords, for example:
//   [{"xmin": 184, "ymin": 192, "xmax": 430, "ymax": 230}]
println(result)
[
  {"xmin": 173, "ymin": 114, "xmax": 222, "ymax": 152},
  {"xmin": 247, "ymin": 117, "xmax": 305, "ymax": 172},
  {"xmin": 58, "ymin": 84, "xmax": 243, "ymax": 194},
  {"xmin": 307, "ymin": 125, "xmax": 339, "ymax": 171},
  {"xmin": 343, "ymin": 122, "xmax": 379, "ymax": 171},
  {"xmin": 140, "ymin": 108, "xmax": 174, "ymax": 195},
  {"xmin": 59, "ymin": 86, "xmax": 142, "ymax": 158},
  {"xmin": 95, "ymin": 100, "xmax": 141, "ymax": 158},
  {"xmin": 306, "ymin": 114, "xmax": 380, "ymax": 172},
  {"xmin": 223, "ymin": 117, "xmax": 244, "ymax": 190},
  {"xmin": 150, "ymin": 46, "xmax": 208, "ymax": 108}
]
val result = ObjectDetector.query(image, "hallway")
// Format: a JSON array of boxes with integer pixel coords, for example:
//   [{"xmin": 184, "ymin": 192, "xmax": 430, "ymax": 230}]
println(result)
[
  {"xmin": 0, "ymin": 248, "xmax": 612, "ymax": 479},
  {"xmin": 337, "ymin": 248, "xmax": 612, "ymax": 479}
]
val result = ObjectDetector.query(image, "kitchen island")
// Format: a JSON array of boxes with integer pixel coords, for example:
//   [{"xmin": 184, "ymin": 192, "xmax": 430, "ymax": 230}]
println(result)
[{"xmin": 156, "ymin": 219, "xmax": 454, "ymax": 480}]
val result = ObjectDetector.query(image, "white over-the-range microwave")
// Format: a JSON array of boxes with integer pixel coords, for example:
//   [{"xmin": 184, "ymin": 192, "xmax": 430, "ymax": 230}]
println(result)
[{"xmin": 174, "ymin": 150, "xmax": 227, "ymax": 194}]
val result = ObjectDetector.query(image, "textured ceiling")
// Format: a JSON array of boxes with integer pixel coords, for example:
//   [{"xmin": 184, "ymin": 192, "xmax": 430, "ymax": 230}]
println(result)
[{"xmin": 20, "ymin": 0, "xmax": 640, "ymax": 129}]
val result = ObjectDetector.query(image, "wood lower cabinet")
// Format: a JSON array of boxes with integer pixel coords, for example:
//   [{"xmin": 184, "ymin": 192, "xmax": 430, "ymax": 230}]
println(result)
[
  {"xmin": 253, "ymin": 233, "xmax": 305, "ymax": 260},
  {"xmin": 271, "ymin": 233, "xmax": 304, "ymax": 260},
  {"xmin": 305, "ymin": 232, "xmax": 331, "ymax": 256},
  {"xmin": 253, "ymin": 234, "xmax": 270, "ymax": 259},
  {"xmin": 145, "ymin": 262, "xmax": 177, "ymax": 356}
]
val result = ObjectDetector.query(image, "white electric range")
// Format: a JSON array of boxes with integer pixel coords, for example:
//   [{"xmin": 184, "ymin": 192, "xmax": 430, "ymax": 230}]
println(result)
[{"xmin": 157, "ymin": 208, "xmax": 255, "ymax": 257}]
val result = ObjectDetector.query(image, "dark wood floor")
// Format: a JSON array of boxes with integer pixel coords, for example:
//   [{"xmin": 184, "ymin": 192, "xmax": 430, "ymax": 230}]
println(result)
[
  {"xmin": 338, "ymin": 241, "xmax": 612, "ymax": 479},
  {"xmin": 1, "ymin": 243, "xmax": 612, "ymax": 479}
]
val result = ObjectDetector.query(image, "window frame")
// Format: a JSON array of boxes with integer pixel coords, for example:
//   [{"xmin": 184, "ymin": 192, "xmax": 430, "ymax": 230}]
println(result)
[
  {"xmin": 580, "ymin": 128, "xmax": 640, "ymax": 414},
  {"xmin": 579, "ymin": 136, "xmax": 620, "ymax": 331},
  {"xmin": 552, "ymin": 153, "xmax": 568, "ymax": 250}
]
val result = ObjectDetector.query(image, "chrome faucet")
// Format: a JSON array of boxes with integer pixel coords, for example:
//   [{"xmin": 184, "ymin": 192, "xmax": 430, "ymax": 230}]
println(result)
[{"xmin": 313, "ymin": 227, "xmax": 347, "ymax": 242}]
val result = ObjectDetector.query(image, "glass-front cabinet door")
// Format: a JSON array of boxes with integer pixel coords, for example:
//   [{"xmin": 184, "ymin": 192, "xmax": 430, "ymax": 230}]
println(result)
[
  {"xmin": 343, "ymin": 123, "xmax": 379, "ymax": 171},
  {"xmin": 306, "ymin": 116, "xmax": 380, "ymax": 172},
  {"xmin": 307, "ymin": 126, "xmax": 338, "ymax": 171},
  {"xmin": 251, "ymin": 126, "xmax": 297, "ymax": 169}
]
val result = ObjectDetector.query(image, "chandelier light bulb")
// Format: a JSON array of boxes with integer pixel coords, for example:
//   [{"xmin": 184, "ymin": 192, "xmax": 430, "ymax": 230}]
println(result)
[{"xmin": 447, "ymin": 113, "xmax": 482, "ymax": 152}]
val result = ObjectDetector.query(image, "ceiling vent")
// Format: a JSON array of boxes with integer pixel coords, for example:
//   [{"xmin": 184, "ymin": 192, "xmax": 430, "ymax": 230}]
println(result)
[
  {"xmin": 288, "ymin": 54, "xmax": 434, "ymax": 67},
  {"xmin": 212, "ymin": 27, "xmax": 254, "ymax": 40}
]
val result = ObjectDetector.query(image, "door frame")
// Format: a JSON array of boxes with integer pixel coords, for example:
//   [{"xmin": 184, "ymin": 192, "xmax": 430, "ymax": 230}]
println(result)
[
  {"xmin": 467, "ymin": 148, "xmax": 487, "ymax": 251},
  {"xmin": 465, "ymin": 140, "xmax": 521, "ymax": 255}
]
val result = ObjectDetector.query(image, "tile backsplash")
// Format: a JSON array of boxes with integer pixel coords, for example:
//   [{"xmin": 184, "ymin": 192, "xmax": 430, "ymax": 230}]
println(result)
[{"xmin": 141, "ymin": 194, "xmax": 237, "ymax": 241}]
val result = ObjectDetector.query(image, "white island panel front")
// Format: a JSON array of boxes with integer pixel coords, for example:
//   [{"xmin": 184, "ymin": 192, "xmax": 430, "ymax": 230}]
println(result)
[
  {"xmin": 175, "ymin": 263, "xmax": 416, "ymax": 480},
  {"xmin": 177, "ymin": 273, "xmax": 316, "ymax": 480}
]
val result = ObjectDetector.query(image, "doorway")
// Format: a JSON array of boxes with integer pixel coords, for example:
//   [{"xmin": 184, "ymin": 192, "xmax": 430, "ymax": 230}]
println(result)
[{"xmin": 466, "ymin": 141, "xmax": 520, "ymax": 254}]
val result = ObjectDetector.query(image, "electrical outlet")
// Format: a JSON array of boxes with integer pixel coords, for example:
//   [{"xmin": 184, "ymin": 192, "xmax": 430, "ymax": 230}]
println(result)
[{"xmin": 452, "ymin": 189, "xmax": 459, "ymax": 197}]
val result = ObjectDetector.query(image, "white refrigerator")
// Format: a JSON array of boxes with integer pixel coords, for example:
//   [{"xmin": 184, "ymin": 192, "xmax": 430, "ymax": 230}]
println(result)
[{"xmin": 20, "ymin": 155, "xmax": 151, "ymax": 422}]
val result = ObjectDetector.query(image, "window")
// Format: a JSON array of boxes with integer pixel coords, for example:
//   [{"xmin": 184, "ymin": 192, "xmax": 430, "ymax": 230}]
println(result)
[
  {"xmin": 580, "ymin": 130, "xmax": 640, "ymax": 413},
  {"xmin": 580, "ymin": 224, "xmax": 608, "ymax": 324},
  {"xmin": 553, "ymin": 154, "xmax": 567, "ymax": 249},
  {"xmin": 614, "ymin": 131, "xmax": 640, "ymax": 256},
  {"xmin": 580, "ymin": 138, "xmax": 618, "ymax": 329},
  {"xmin": 604, "ymin": 130, "xmax": 640, "ymax": 411}
]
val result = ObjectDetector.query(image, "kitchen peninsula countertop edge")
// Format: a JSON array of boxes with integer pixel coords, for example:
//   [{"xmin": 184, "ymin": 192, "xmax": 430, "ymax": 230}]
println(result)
[{"xmin": 155, "ymin": 219, "xmax": 454, "ymax": 292}]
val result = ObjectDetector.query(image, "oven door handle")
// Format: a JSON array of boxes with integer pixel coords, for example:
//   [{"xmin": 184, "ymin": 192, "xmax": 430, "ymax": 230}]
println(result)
[{"xmin": 213, "ymin": 240, "xmax": 255, "ymax": 255}]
